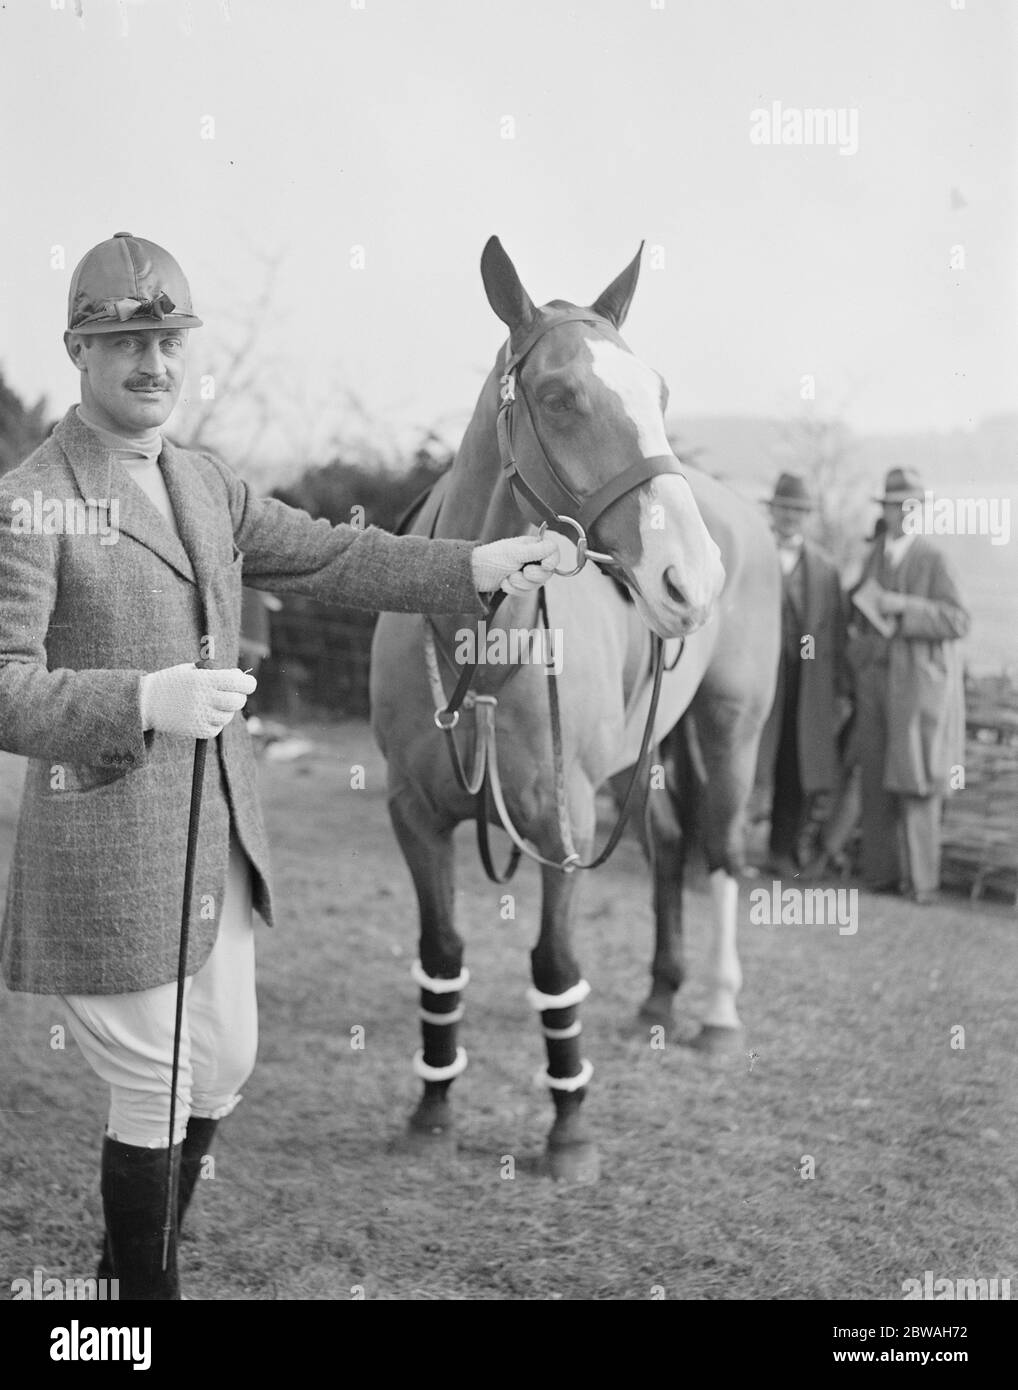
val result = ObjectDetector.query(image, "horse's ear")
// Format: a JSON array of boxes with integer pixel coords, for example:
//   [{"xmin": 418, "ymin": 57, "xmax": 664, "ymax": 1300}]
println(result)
[
  {"xmin": 481, "ymin": 237, "xmax": 536, "ymax": 339},
  {"xmin": 590, "ymin": 243, "xmax": 644, "ymax": 329}
]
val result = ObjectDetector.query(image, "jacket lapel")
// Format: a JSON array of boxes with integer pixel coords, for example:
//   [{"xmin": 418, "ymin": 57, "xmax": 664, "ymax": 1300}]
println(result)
[
  {"xmin": 159, "ymin": 436, "xmax": 223, "ymax": 597},
  {"xmin": 56, "ymin": 407, "xmax": 197, "ymax": 585}
]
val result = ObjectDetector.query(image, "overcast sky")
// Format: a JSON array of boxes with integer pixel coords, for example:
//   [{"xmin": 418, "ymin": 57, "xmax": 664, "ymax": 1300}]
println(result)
[{"xmin": 0, "ymin": 0, "xmax": 1014, "ymax": 465}]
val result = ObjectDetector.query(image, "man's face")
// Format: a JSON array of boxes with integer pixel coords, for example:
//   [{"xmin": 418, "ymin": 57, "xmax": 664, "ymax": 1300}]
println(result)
[
  {"xmin": 769, "ymin": 502, "xmax": 807, "ymax": 543},
  {"xmin": 882, "ymin": 501, "xmax": 906, "ymax": 539},
  {"xmin": 65, "ymin": 327, "xmax": 188, "ymax": 433}
]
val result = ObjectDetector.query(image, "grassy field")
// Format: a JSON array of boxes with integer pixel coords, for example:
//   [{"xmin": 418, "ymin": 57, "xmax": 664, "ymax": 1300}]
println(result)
[{"xmin": 1, "ymin": 723, "xmax": 1015, "ymax": 1301}]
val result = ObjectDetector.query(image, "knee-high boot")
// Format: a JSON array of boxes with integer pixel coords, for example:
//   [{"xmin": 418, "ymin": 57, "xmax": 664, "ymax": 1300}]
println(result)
[
  {"xmin": 98, "ymin": 1116, "xmax": 219, "ymax": 1282},
  {"xmin": 100, "ymin": 1135, "xmax": 182, "ymax": 1301},
  {"xmin": 177, "ymin": 1116, "xmax": 219, "ymax": 1228}
]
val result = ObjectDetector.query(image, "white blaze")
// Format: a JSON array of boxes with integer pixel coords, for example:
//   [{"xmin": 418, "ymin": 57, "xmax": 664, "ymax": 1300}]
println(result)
[
  {"xmin": 585, "ymin": 338, "xmax": 671, "ymax": 459},
  {"xmin": 583, "ymin": 335, "xmax": 724, "ymax": 634}
]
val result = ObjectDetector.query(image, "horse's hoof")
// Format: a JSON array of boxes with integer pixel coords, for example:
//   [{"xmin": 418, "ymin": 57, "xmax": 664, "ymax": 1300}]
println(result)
[
  {"xmin": 400, "ymin": 1101, "xmax": 457, "ymax": 1152},
  {"xmin": 543, "ymin": 1142, "xmax": 600, "ymax": 1184},
  {"xmin": 392, "ymin": 1121, "xmax": 457, "ymax": 1158},
  {"xmin": 682, "ymin": 1023, "xmax": 745, "ymax": 1059}
]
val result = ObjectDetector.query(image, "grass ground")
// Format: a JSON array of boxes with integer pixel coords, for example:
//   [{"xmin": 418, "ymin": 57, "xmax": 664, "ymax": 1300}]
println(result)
[{"xmin": 1, "ymin": 723, "xmax": 1015, "ymax": 1300}]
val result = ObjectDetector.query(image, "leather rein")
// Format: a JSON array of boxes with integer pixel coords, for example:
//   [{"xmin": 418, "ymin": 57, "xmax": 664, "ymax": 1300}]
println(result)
[{"xmin": 426, "ymin": 310, "xmax": 684, "ymax": 880}]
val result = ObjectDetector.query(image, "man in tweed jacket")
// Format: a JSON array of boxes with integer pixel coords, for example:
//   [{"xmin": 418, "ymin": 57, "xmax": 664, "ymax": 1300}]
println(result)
[{"xmin": 0, "ymin": 233, "xmax": 557, "ymax": 1299}]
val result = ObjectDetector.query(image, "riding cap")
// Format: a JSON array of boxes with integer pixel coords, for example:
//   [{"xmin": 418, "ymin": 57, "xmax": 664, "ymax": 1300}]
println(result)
[{"xmin": 66, "ymin": 233, "xmax": 203, "ymax": 335}]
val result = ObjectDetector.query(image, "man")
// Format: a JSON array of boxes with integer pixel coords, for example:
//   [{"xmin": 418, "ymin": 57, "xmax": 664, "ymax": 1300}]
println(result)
[
  {"xmin": 0, "ymin": 233, "xmax": 558, "ymax": 1299},
  {"xmin": 755, "ymin": 472, "xmax": 847, "ymax": 874},
  {"xmin": 845, "ymin": 466, "xmax": 969, "ymax": 904}
]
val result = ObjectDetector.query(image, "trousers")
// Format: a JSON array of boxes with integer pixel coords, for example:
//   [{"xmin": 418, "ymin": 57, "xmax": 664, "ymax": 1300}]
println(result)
[{"xmin": 60, "ymin": 833, "xmax": 258, "ymax": 1148}]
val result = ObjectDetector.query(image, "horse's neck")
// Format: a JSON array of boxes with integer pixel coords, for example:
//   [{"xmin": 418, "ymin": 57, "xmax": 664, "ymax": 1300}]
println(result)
[{"xmin": 433, "ymin": 368, "xmax": 524, "ymax": 545}]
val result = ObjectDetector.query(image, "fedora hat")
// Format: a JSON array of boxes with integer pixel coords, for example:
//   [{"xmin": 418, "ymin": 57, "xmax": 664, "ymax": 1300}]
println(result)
[
  {"xmin": 766, "ymin": 472, "xmax": 814, "ymax": 511},
  {"xmin": 874, "ymin": 467, "xmax": 923, "ymax": 503},
  {"xmin": 66, "ymin": 233, "xmax": 203, "ymax": 335}
]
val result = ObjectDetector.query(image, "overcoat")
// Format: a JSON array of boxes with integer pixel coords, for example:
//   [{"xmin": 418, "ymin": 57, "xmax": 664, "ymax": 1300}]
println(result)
[
  {"xmin": 755, "ymin": 541, "xmax": 847, "ymax": 795},
  {"xmin": 845, "ymin": 535, "xmax": 968, "ymax": 796},
  {"xmin": 0, "ymin": 407, "xmax": 485, "ymax": 995}
]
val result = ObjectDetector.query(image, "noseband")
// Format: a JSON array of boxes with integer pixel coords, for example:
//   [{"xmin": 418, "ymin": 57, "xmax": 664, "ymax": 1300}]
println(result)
[{"xmin": 495, "ymin": 309, "xmax": 685, "ymax": 576}]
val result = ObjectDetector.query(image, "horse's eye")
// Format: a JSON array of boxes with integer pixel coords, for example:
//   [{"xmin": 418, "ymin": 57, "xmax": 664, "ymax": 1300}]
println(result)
[{"xmin": 542, "ymin": 394, "xmax": 573, "ymax": 414}]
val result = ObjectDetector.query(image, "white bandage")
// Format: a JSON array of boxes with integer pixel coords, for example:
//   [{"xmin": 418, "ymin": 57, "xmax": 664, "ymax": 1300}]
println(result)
[
  {"xmin": 139, "ymin": 664, "xmax": 257, "ymax": 739},
  {"xmin": 412, "ymin": 1048, "xmax": 468, "ymax": 1082},
  {"xmin": 535, "ymin": 1059, "xmax": 594, "ymax": 1092}
]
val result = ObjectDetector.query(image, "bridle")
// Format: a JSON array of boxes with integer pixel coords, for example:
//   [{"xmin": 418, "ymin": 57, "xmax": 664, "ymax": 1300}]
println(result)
[
  {"xmin": 495, "ymin": 309, "xmax": 686, "ymax": 576},
  {"xmin": 423, "ymin": 310, "xmax": 686, "ymax": 879}
]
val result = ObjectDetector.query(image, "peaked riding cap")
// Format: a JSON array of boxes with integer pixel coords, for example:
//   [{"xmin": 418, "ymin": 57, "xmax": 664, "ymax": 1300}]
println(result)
[{"xmin": 67, "ymin": 232, "xmax": 203, "ymax": 335}]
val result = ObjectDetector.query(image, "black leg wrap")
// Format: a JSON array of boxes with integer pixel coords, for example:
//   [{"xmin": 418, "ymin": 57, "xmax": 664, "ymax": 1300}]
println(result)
[
  {"xmin": 541, "ymin": 1004, "xmax": 582, "ymax": 1080},
  {"xmin": 419, "ymin": 988, "xmax": 461, "ymax": 1071}
]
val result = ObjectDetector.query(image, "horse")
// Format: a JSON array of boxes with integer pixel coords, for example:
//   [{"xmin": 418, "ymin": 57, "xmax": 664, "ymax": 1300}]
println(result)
[{"xmin": 370, "ymin": 238, "xmax": 780, "ymax": 1181}]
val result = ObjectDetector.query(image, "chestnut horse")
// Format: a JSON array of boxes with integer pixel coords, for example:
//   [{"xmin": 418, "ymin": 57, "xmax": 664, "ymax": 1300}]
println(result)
[{"xmin": 370, "ymin": 239, "xmax": 779, "ymax": 1180}]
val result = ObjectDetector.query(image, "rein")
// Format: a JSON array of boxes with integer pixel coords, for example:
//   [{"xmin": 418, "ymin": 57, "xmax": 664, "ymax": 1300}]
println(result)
[
  {"xmin": 424, "ymin": 592, "xmax": 672, "ymax": 880},
  {"xmin": 422, "ymin": 309, "xmax": 686, "ymax": 881}
]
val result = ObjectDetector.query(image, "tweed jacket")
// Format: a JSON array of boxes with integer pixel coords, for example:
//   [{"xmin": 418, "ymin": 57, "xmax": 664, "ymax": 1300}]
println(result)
[
  {"xmin": 845, "ymin": 535, "xmax": 968, "ymax": 796},
  {"xmin": 755, "ymin": 541, "xmax": 848, "ymax": 795},
  {"xmin": 0, "ymin": 407, "xmax": 485, "ymax": 995}
]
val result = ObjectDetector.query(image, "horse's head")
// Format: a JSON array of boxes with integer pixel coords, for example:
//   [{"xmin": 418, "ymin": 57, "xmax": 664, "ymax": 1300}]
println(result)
[{"xmin": 481, "ymin": 237, "xmax": 724, "ymax": 638}]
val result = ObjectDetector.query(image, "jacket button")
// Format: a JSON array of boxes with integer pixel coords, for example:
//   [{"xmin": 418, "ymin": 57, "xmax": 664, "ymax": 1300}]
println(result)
[
  {"xmin": 101, "ymin": 754, "xmax": 113, "ymax": 765},
  {"xmin": 124, "ymin": 753, "xmax": 135, "ymax": 764}
]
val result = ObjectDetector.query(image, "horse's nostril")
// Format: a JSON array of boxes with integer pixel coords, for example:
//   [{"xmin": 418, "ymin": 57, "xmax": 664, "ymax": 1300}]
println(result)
[{"xmin": 664, "ymin": 568, "xmax": 686, "ymax": 608}]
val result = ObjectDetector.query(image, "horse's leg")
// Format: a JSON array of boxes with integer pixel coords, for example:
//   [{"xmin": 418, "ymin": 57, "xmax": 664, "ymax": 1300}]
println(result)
[
  {"xmin": 530, "ymin": 860, "xmax": 599, "ymax": 1183},
  {"xmin": 684, "ymin": 689, "xmax": 758, "ymax": 1056},
  {"xmin": 388, "ymin": 787, "xmax": 466, "ymax": 1143},
  {"xmin": 608, "ymin": 729, "xmax": 693, "ymax": 1038}
]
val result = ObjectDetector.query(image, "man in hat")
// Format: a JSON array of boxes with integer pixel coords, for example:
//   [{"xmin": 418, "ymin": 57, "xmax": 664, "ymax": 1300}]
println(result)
[
  {"xmin": 755, "ymin": 472, "xmax": 848, "ymax": 874},
  {"xmin": 845, "ymin": 467, "xmax": 969, "ymax": 903},
  {"xmin": 0, "ymin": 233, "xmax": 558, "ymax": 1299}
]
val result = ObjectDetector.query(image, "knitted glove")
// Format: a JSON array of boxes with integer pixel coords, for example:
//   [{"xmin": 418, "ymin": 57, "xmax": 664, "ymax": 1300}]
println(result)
[
  {"xmin": 471, "ymin": 535, "xmax": 560, "ymax": 595},
  {"xmin": 139, "ymin": 664, "xmax": 257, "ymax": 739}
]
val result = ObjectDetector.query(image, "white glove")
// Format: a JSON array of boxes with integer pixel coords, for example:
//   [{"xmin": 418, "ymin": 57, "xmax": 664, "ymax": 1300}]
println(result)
[
  {"xmin": 139, "ymin": 664, "xmax": 257, "ymax": 739},
  {"xmin": 471, "ymin": 535, "xmax": 560, "ymax": 595}
]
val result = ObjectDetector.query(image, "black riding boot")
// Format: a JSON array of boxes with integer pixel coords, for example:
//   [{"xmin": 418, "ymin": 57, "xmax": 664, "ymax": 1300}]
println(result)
[
  {"xmin": 100, "ymin": 1135, "xmax": 182, "ymax": 1300},
  {"xmin": 98, "ymin": 1116, "xmax": 219, "ymax": 1283},
  {"xmin": 177, "ymin": 1116, "xmax": 219, "ymax": 1227}
]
